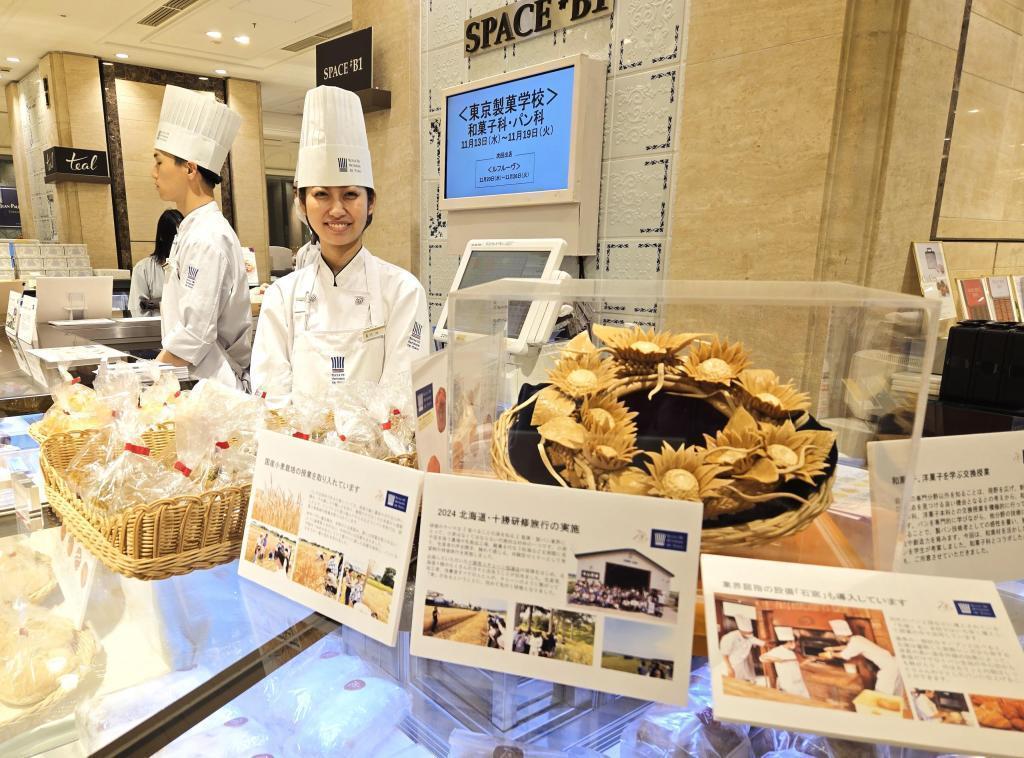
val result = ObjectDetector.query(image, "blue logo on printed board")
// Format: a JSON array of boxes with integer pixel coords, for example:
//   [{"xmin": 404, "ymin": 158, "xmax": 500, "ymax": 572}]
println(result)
[
  {"xmin": 385, "ymin": 491, "xmax": 408, "ymax": 512},
  {"xmin": 651, "ymin": 529, "xmax": 687, "ymax": 551},
  {"xmin": 331, "ymin": 355, "xmax": 345, "ymax": 384},
  {"xmin": 185, "ymin": 265, "xmax": 199, "ymax": 289},
  {"xmin": 954, "ymin": 600, "xmax": 996, "ymax": 618},
  {"xmin": 416, "ymin": 384, "xmax": 434, "ymax": 416}
]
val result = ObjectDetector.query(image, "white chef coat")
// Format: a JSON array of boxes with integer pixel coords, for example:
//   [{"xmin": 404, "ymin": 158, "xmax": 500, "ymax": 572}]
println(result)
[
  {"xmin": 250, "ymin": 245, "xmax": 428, "ymax": 407},
  {"xmin": 128, "ymin": 255, "xmax": 166, "ymax": 317},
  {"xmin": 295, "ymin": 240, "xmax": 318, "ymax": 270},
  {"xmin": 913, "ymin": 692, "xmax": 940, "ymax": 721},
  {"xmin": 719, "ymin": 630, "xmax": 764, "ymax": 682},
  {"xmin": 161, "ymin": 201, "xmax": 253, "ymax": 388},
  {"xmin": 837, "ymin": 634, "xmax": 902, "ymax": 696},
  {"xmin": 761, "ymin": 645, "xmax": 810, "ymax": 698}
]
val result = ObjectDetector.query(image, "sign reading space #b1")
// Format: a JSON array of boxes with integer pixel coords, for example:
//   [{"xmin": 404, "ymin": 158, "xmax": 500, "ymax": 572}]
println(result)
[
  {"xmin": 43, "ymin": 146, "xmax": 110, "ymax": 184},
  {"xmin": 464, "ymin": 0, "xmax": 612, "ymax": 57},
  {"xmin": 316, "ymin": 28, "xmax": 372, "ymax": 92}
]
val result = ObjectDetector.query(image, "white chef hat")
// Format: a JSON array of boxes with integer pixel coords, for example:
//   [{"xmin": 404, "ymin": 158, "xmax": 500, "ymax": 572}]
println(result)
[
  {"xmin": 774, "ymin": 625, "xmax": 795, "ymax": 641},
  {"xmin": 829, "ymin": 619, "xmax": 853, "ymax": 636},
  {"xmin": 295, "ymin": 86, "xmax": 374, "ymax": 190},
  {"xmin": 154, "ymin": 85, "xmax": 241, "ymax": 173},
  {"xmin": 736, "ymin": 616, "xmax": 753, "ymax": 633}
]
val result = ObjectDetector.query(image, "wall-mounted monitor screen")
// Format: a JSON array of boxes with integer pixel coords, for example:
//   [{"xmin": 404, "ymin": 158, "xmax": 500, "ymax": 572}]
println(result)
[{"xmin": 444, "ymin": 65, "xmax": 575, "ymax": 201}]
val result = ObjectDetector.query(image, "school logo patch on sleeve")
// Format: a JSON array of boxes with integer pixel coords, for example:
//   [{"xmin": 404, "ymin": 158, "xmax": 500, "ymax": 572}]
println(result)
[
  {"xmin": 185, "ymin": 265, "xmax": 199, "ymax": 289},
  {"xmin": 407, "ymin": 321, "xmax": 423, "ymax": 350},
  {"xmin": 331, "ymin": 355, "xmax": 346, "ymax": 384}
]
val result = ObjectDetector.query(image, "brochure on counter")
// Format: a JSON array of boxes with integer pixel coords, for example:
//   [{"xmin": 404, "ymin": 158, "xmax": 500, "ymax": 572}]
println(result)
[
  {"xmin": 411, "ymin": 350, "xmax": 450, "ymax": 473},
  {"xmin": 702, "ymin": 554, "xmax": 1024, "ymax": 757},
  {"xmin": 869, "ymin": 432, "xmax": 1024, "ymax": 582},
  {"xmin": 27, "ymin": 344, "xmax": 127, "ymax": 366},
  {"xmin": 410, "ymin": 474, "xmax": 702, "ymax": 706},
  {"xmin": 237, "ymin": 431, "xmax": 424, "ymax": 646}
]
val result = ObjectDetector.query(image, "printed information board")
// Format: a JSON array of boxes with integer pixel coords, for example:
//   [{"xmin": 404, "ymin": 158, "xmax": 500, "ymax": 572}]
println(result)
[
  {"xmin": 703, "ymin": 555, "xmax": 1024, "ymax": 757},
  {"xmin": 238, "ymin": 431, "xmax": 424, "ymax": 646},
  {"xmin": 411, "ymin": 474, "xmax": 702, "ymax": 705}
]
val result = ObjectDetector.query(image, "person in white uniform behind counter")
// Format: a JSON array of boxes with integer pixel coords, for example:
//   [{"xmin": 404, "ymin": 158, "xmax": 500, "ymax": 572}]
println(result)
[
  {"xmin": 128, "ymin": 209, "xmax": 182, "ymax": 317},
  {"xmin": 151, "ymin": 85, "xmax": 252, "ymax": 389},
  {"xmin": 250, "ymin": 86, "xmax": 428, "ymax": 406}
]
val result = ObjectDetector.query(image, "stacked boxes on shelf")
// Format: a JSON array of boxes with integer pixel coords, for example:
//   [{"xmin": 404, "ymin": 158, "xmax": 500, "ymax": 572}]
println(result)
[
  {"xmin": 64, "ymin": 244, "xmax": 93, "ymax": 277},
  {"xmin": 41, "ymin": 243, "xmax": 69, "ymax": 277},
  {"xmin": 11, "ymin": 240, "xmax": 44, "ymax": 282}
]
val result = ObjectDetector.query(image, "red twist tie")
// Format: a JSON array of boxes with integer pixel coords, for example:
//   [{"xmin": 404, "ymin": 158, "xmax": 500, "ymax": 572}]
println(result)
[
  {"xmin": 124, "ymin": 443, "xmax": 150, "ymax": 456},
  {"xmin": 293, "ymin": 432, "xmax": 310, "ymax": 440},
  {"xmin": 111, "ymin": 409, "xmax": 120, "ymax": 418},
  {"xmin": 391, "ymin": 408, "xmax": 400, "ymax": 416},
  {"xmin": 260, "ymin": 391, "xmax": 267, "ymax": 399},
  {"xmin": 215, "ymin": 441, "xmax": 230, "ymax": 450},
  {"xmin": 338, "ymin": 433, "xmax": 347, "ymax": 442},
  {"xmin": 173, "ymin": 461, "xmax": 192, "ymax": 477},
  {"xmin": 70, "ymin": 377, "xmax": 81, "ymax": 384},
  {"xmin": 174, "ymin": 391, "xmax": 181, "ymax": 398},
  {"xmin": 381, "ymin": 421, "xmax": 392, "ymax": 431}
]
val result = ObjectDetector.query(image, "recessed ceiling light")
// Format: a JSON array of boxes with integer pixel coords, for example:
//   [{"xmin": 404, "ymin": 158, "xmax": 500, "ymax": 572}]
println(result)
[
  {"xmin": 214, "ymin": 69, "xmax": 227, "ymax": 75},
  {"xmin": 102, "ymin": 61, "xmax": 114, "ymax": 66},
  {"xmin": 198, "ymin": 76, "xmax": 209, "ymax": 80},
  {"xmin": 115, "ymin": 52, "xmax": 129, "ymax": 59},
  {"xmin": 6, "ymin": 57, "xmax": 19, "ymax": 63},
  {"xmin": 967, "ymin": 108, "xmax": 980, "ymax": 114},
  {"xmin": 233, "ymin": 35, "xmax": 250, "ymax": 45},
  {"xmin": 206, "ymin": 30, "xmax": 222, "ymax": 40}
]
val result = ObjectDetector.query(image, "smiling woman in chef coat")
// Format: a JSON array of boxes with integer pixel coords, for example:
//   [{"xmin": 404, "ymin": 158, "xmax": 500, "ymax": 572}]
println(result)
[{"xmin": 250, "ymin": 86, "xmax": 428, "ymax": 407}]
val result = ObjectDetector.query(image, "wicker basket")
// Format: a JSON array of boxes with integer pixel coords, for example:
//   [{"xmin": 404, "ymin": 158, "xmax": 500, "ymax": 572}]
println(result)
[
  {"xmin": 40, "ymin": 428, "xmax": 249, "ymax": 581},
  {"xmin": 491, "ymin": 373, "xmax": 836, "ymax": 551}
]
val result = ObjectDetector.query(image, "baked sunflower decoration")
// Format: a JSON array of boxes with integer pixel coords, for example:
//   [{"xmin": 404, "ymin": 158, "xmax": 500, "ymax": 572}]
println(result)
[{"xmin": 493, "ymin": 325, "xmax": 837, "ymax": 541}]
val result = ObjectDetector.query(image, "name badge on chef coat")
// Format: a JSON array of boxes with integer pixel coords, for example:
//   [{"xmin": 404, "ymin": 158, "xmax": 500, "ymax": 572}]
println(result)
[{"xmin": 362, "ymin": 325, "xmax": 385, "ymax": 343}]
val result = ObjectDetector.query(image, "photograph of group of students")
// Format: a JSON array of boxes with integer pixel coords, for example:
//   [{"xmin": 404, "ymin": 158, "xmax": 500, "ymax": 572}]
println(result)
[
  {"xmin": 566, "ymin": 549, "xmax": 680, "ymax": 624},
  {"xmin": 713, "ymin": 595, "xmax": 911, "ymax": 718}
]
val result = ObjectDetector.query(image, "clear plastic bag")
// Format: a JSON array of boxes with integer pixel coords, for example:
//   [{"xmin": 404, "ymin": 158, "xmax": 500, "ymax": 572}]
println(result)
[
  {"xmin": 138, "ymin": 364, "xmax": 182, "ymax": 427},
  {"xmin": 0, "ymin": 605, "xmax": 95, "ymax": 709},
  {"xmin": 76, "ymin": 667, "xmax": 212, "ymax": 753},
  {"xmin": 448, "ymin": 728, "xmax": 603, "ymax": 757},
  {"xmin": 0, "ymin": 539, "xmax": 55, "ymax": 606},
  {"xmin": 282, "ymin": 392, "xmax": 331, "ymax": 441},
  {"xmin": 620, "ymin": 664, "xmax": 753, "ymax": 758},
  {"xmin": 153, "ymin": 705, "xmax": 277, "ymax": 758},
  {"xmin": 324, "ymin": 401, "xmax": 384, "ymax": 458},
  {"xmin": 187, "ymin": 381, "xmax": 266, "ymax": 490},
  {"xmin": 35, "ymin": 366, "xmax": 110, "ymax": 437}
]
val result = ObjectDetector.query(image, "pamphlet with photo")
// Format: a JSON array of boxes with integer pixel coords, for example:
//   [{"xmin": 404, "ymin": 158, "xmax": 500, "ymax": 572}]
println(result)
[
  {"xmin": 702, "ymin": 555, "xmax": 1024, "ymax": 756},
  {"xmin": 411, "ymin": 474, "xmax": 702, "ymax": 705},
  {"xmin": 238, "ymin": 431, "xmax": 424, "ymax": 645},
  {"xmin": 911, "ymin": 242, "xmax": 955, "ymax": 321}
]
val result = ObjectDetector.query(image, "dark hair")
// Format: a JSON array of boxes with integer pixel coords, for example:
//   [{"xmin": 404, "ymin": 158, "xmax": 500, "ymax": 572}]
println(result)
[
  {"xmin": 153, "ymin": 208, "xmax": 183, "ymax": 264},
  {"xmin": 172, "ymin": 155, "xmax": 222, "ymax": 188},
  {"xmin": 300, "ymin": 186, "xmax": 376, "ymax": 246}
]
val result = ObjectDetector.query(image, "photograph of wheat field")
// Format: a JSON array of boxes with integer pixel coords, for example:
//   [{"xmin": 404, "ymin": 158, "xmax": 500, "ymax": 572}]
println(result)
[
  {"xmin": 292, "ymin": 540, "xmax": 343, "ymax": 598},
  {"xmin": 249, "ymin": 483, "xmax": 301, "ymax": 534}
]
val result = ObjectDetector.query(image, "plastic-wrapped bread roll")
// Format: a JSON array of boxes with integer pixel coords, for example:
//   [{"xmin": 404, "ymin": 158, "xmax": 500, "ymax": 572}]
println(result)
[
  {"xmin": 154, "ymin": 709, "xmax": 276, "ymax": 757},
  {"xmin": 0, "ymin": 541, "xmax": 55, "ymax": 604},
  {"xmin": 0, "ymin": 608, "xmax": 89, "ymax": 707}
]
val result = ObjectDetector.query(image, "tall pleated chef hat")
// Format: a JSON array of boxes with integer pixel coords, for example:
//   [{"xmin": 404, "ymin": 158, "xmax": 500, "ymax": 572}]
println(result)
[
  {"xmin": 295, "ymin": 85, "xmax": 374, "ymax": 190},
  {"xmin": 736, "ymin": 616, "xmax": 753, "ymax": 633},
  {"xmin": 774, "ymin": 625, "xmax": 795, "ymax": 641},
  {"xmin": 828, "ymin": 618, "xmax": 853, "ymax": 637},
  {"xmin": 154, "ymin": 85, "xmax": 241, "ymax": 173}
]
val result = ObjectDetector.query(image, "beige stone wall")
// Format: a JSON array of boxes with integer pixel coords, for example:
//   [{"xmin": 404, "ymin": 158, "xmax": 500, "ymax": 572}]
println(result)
[
  {"xmin": 227, "ymin": 79, "xmax": 271, "ymax": 283},
  {"xmin": 115, "ymin": 79, "xmax": 192, "ymax": 266},
  {"xmin": 47, "ymin": 53, "xmax": 119, "ymax": 268},
  {"xmin": 352, "ymin": 0, "xmax": 420, "ymax": 275}
]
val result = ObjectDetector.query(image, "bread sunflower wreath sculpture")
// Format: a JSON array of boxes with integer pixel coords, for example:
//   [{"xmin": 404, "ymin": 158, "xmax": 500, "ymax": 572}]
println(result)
[{"xmin": 491, "ymin": 325, "xmax": 838, "ymax": 549}]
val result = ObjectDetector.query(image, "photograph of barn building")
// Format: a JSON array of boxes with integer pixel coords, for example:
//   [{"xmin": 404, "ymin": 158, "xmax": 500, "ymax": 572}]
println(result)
[{"xmin": 566, "ymin": 548, "xmax": 679, "ymax": 624}]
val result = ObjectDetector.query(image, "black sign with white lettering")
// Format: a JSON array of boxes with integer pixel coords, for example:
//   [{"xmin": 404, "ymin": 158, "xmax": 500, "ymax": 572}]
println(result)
[
  {"xmin": 43, "ymin": 146, "xmax": 110, "ymax": 184},
  {"xmin": 0, "ymin": 186, "xmax": 20, "ymax": 228},
  {"xmin": 316, "ymin": 28, "xmax": 372, "ymax": 92}
]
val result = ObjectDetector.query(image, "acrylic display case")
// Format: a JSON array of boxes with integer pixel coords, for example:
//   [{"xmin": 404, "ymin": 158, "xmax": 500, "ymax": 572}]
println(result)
[{"xmin": 442, "ymin": 280, "xmax": 940, "ymax": 584}]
